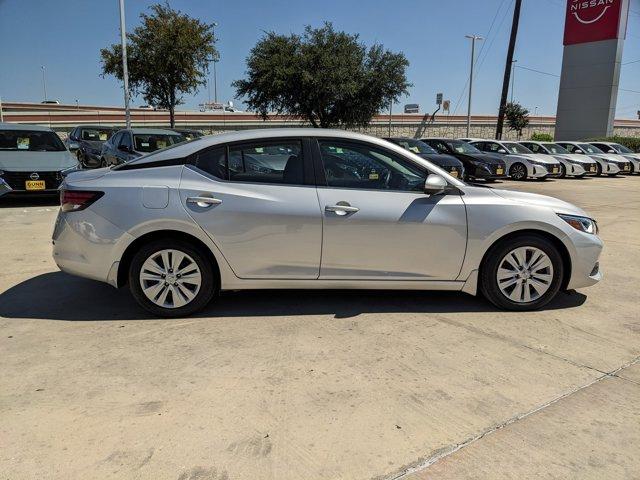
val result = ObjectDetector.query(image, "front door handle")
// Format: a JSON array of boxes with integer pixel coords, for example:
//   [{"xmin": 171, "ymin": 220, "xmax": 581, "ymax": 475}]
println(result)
[
  {"xmin": 187, "ymin": 196, "xmax": 223, "ymax": 208},
  {"xmin": 325, "ymin": 202, "xmax": 359, "ymax": 216}
]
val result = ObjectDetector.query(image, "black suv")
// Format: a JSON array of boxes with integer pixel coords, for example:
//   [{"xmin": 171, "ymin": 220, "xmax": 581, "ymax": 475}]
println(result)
[{"xmin": 422, "ymin": 138, "xmax": 507, "ymax": 182}]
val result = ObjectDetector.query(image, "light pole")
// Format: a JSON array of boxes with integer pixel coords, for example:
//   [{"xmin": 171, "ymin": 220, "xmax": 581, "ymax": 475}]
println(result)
[
  {"xmin": 118, "ymin": 0, "xmax": 131, "ymax": 129},
  {"xmin": 41, "ymin": 66, "xmax": 47, "ymax": 102},
  {"xmin": 510, "ymin": 60, "xmax": 518, "ymax": 103},
  {"xmin": 465, "ymin": 35, "xmax": 483, "ymax": 137},
  {"xmin": 212, "ymin": 21, "xmax": 219, "ymax": 104}
]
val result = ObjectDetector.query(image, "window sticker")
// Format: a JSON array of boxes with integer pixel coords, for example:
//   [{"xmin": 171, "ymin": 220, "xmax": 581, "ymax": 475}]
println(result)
[
  {"xmin": 99, "ymin": 133, "xmax": 108, "ymax": 141},
  {"xmin": 369, "ymin": 171, "xmax": 379, "ymax": 180},
  {"xmin": 156, "ymin": 140, "xmax": 167, "ymax": 149},
  {"xmin": 409, "ymin": 146, "xmax": 420, "ymax": 153},
  {"xmin": 255, "ymin": 147, "xmax": 264, "ymax": 153},
  {"xmin": 17, "ymin": 137, "xmax": 30, "ymax": 150},
  {"xmin": 141, "ymin": 142, "xmax": 150, "ymax": 148}
]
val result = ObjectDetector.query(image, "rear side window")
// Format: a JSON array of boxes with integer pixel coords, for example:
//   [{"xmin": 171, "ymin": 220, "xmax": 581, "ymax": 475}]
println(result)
[{"xmin": 195, "ymin": 147, "xmax": 227, "ymax": 179}]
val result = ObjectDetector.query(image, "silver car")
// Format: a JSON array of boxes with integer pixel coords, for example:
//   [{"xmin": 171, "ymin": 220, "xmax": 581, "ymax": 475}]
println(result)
[
  {"xmin": 519, "ymin": 141, "xmax": 598, "ymax": 178},
  {"xmin": 53, "ymin": 129, "xmax": 603, "ymax": 316},
  {"xmin": 469, "ymin": 139, "xmax": 562, "ymax": 180},
  {"xmin": 556, "ymin": 142, "xmax": 627, "ymax": 176},
  {"xmin": 589, "ymin": 141, "xmax": 639, "ymax": 174}
]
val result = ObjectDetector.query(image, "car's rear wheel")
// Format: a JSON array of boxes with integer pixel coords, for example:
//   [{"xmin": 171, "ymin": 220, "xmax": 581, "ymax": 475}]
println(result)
[
  {"xmin": 129, "ymin": 239, "xmax": 216, "ymax": 317},
  {"xmin": 509, "ymin": 163, "xmax": 527, "ymax": 181},
  {"xmin": 480, "ymin": 234, "xmax": 564, "ymax": 311}
]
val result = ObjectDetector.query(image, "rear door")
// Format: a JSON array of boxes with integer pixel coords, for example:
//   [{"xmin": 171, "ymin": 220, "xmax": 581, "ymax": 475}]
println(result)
[
  {"xmin": 179, "ymin": 138, "xmax": 323, "ymax": 279},
  {"xmin": 313, "ymin": 138, "xmax": 467, "ymax": 280}
]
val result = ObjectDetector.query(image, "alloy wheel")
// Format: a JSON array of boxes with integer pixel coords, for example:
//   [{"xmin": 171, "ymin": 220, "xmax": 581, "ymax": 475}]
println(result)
[
  {"xmin": 496, "ymin": 246, "xmax": 554, "ymax": 303},
  {"xmin": 139, "ymin": 249, "xmax": 202, "ymax": 309},
  {"xmin": 510, "ymin": 163, "xmax": 526, "ymax": 180}
]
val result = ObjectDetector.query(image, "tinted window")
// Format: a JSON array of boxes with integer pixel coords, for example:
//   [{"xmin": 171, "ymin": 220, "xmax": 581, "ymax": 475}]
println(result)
[
  {"xmin": 425, "ymin": 140, "xmax": 450, "ymax": 154},
  {"xmin": 121, "ymin": 132, "xmax": 133, "ymax": 149},
  {"xmin": 110, "ymin": 132, "xmax": 122, "ymax": 146},
  {"xmin": 80, "ymin": 128, "xmax": 115, "ymax": 142},
  {"xmin": 133, "ymin": 133, "xmax": 184, "ymax": 153},
  {"xmin": 613, "ymin": 143, "xmax": 633, "ymax": 153},
  {"xmin": 318, "ymin": 140, "xmax": 426, "ymax": 192},
  {"xmin": 388, "ymin": 138, "xmax": 438, "ymax": 154},
  {"xmin": 0, "ymin": 130, "xmax": 65, "ymax": 152},
  {"xmin": 228, "ymin": 141, "xmax": 304, "ymax": 185},
  {"xmin": 543, "ymin": 143, "xmax": 569, "ymax": 154},
  {"xmin": 195, "ymin": 146, "xmax": 227, "ymax": 179},
  {"xmin": 523, "ymin": 143, "xmax": 542, "ymax": 153},
  {"xmin": 579, "ymin": 144, "xmax": 603, "ymax": 154}
]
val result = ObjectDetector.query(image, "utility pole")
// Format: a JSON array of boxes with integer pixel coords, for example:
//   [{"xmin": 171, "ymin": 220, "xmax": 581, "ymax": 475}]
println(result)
[
  {"xmin": 465, "ymin": 35, "xmax": 483, "ymax": 138},
  {"xmin": 0, "ymin": 96, "xmax": 3, "ymax": 122},
  {"xmin": 496, "ymin": 0, "xmax": 522, "ymax": 139},
  {"xmin": 118, "ymin": 0, "xmax": 131, "ymax": 129},
  {"xmin": 388, "ymin": 100, "xmax": 393, "ymax": 137},
  {"xmin": 212, "ymin": 22, "xmax": 219, "ymax": 103},
  {"xmin": 41, "ymin": 66, "xmax": 47, "ymax": 102}
]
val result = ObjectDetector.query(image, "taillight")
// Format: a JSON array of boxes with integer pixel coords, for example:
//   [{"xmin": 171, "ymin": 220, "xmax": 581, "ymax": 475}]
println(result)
[{"xmin": 60, "ymin": 190, "xmax": 104, "ymax": 212}]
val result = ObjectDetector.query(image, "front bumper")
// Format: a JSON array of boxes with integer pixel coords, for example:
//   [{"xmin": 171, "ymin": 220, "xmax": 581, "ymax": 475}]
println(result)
[
  {"xmin": 527, "ymin": 164, "xmax": 551, "ymax": 178},
  {"xmin": 472, "ymin": 164, "xmax": 507, "ymax": 180},
  {"xmin": 566, "ymin": 230, "xmax": 604, "ymax": 290},
  {"xmin": 1, "ymin": 170, "xmax": 64, "ymax": 193}
]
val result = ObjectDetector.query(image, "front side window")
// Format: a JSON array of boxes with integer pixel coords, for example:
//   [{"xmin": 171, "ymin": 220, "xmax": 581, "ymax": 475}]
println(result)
[
  {"xmin": 0, "ymin": 130, "xmax": 65, "ymax": 152},
  {"xmin": 523, "ymin": 143, "xmax": 542, "ymax": 153},
  {"xmin": 133, "ymin": 134, "xmax": 185, "ymax": 153},
  {"xmin": 483, "ymin": 142, "xmax": 504, "ymax": 153},
  {"xmin": 228, "ymin": 141, "xmax": 304, "ymax": 184},
  {"xmin": 121, "ymin": 132, "xmax": 133, "ymax": 150},
  {"xmin": 318, "ymin": 140, "xmax": 426, "ymax": 192}
]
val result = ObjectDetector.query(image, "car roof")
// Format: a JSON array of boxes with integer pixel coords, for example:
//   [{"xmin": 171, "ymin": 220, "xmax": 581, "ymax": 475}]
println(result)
[
  {"xmin": 123, "ymin": 128, "xmax": 182, "ymax": 135},
  {"xmin": 76, "ymin": 125, "xmax": 118, "ymax": 130},
  {"xmin": 0, "ymin": 122, "xmax": 54, "ymax": 132}
]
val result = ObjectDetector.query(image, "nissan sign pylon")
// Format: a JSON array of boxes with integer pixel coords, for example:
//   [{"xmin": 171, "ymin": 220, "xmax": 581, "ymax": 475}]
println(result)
[{"xmin": 554, "ymin": 0, "xmax": 630, "ymax": 140}]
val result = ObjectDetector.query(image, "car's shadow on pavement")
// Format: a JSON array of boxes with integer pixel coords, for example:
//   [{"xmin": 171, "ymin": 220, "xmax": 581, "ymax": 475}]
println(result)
[
  {"xmin": 0, "ymin": 271, "xmax": 587, "ymax": 321},
  {"xmin": 0, "ymin": 195, "xmax": 59, "ymax": 208}
]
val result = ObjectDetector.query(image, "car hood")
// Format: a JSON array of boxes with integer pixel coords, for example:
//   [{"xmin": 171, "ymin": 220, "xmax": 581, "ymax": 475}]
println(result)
[
  {"xmin": 418, "ymin": 153, "xmax": 462, "ymax": 168},
  {"xmin": 489, "ymin": 188, "xmax": 588, "ymax": 217},
  {"xmin": 590, "ymin": 153, "xmax": 625, "ymax": 163},
  {"xmin": 517, "ymin": 153, "xmax": 559, "ymax": 164},
  {"xmin": 0, "ymin": 151, "xmax": 77, "ymax": 171},
  {"xmin": 551, "ymin": 153, "xmax": 595, "ymax": 164}
]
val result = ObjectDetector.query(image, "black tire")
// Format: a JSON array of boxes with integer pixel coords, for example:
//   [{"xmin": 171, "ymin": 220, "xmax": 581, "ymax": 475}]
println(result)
[
  {"xmin": 596, "ymin": 163, "xmax": 603, "ymax": 176},
  {"xmin": 558, "ymin": 164, "xmax": 566, "ymax": 178},
  {"xmin": 509, "ymin": 163, "xmax": 527, "ymax": 181},
  {"xmin": 479, "ymin": 234, "xmax": 564, "ymax": 311},
  {"xmin": 128, "ymin": 239, "xmax": 217, "ymax": 317}
]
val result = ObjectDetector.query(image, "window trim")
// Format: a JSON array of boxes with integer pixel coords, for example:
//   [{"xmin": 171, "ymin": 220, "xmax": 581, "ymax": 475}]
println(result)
[{"xmin": 311, "ymin": 137, "xmax": 432, "ymax": 193}]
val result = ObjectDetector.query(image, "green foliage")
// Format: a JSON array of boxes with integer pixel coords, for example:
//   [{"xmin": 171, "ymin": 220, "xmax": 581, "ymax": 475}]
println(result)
[
  {"xmin": 233, "ymin": 22, "xmax": 410, "ymax": 128},
  {"xmin": 504, "ymin": 102, "xmax": 530, "ymax": 139},
  {"xmin": 587, "ymin": 136, "xmax": 640, "ymax": 153},
  {"xmin": 530, "ymin": 132, "xmax": 553, "ymax": 142},
  {"xmin": 100, "ymin": 3, "xmax": 217, "ymax": 127}
]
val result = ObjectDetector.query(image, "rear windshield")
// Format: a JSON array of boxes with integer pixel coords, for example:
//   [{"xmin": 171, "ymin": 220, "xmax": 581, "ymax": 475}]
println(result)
[
  {"xmin": 0, "ymin": 130, "xmax": 66, "ymax": 152},
  {"xmin": 80, "ymin": 128, "xmax": 115, "ymax": 142},
  {"xmin": 543, "ymin": 143, "xmax": 569, "ymax": 154},
  {"xmin": 502, "ymin": 142, "xmax": 533, "ymax": 154},
  {"xmin": 133, "ymin": 134, "xmax": 185, "ymax": 153}
]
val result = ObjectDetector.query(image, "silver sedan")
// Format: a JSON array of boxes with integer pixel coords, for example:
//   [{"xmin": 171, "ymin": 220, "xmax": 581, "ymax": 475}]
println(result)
[{"xmin": 53, "ymin": 129, "xmax": 603, "ymax": 317}]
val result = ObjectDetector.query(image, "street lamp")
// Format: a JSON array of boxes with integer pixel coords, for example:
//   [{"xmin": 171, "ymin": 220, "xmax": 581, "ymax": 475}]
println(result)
[
  {"xmin": 510, "ymin": 60, "xmax": 518, "ymax": 103},
  {"xmin": 465, "ymin": 35, "xmax": 483, "ymax": 137},
  {"xmin": 41, "ymin": 65, "xmax": 47, "ymax": 102},
  {"xmin": 118, "ymin": 0, "xmax": 131, "ymax": 129},
  {"xmin": 212, "ymin": 21, "xmax": 219, "ymax": 104}
]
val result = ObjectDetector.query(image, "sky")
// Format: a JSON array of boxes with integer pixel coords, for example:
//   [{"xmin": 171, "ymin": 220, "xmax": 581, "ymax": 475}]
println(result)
[{"xmin": 0, "ymin": 0, "xmax": 639, "ymax": 118}]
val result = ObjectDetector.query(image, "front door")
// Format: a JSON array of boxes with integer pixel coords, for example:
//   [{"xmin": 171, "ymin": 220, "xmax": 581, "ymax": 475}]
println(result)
[
  {"xmin": 314, "ymin": 139, "xmax": 467, "ymax": 280},
  {"xmin": 179, "ymin": 138, "xmax": 323, "ymax": 279}
]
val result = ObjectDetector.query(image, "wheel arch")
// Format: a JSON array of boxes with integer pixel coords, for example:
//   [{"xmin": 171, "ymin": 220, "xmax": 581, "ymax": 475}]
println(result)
[
  {"xmin": 116, "ymin": 230, "xmax": 221, "ymax": 289},
  {"xmin": 478, "ymin": 228, "xmax": 572, "ymax": 291}
]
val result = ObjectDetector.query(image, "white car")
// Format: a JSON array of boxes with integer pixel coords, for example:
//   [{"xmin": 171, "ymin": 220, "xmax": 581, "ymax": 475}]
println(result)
[
  {"xmin": 519, "ymin": 141, "xmax": 598, "ymax": 178},
  {"xmin": 52, "ymin": 129, "xmax": 603, "ymax": 316},
  {"xmin": 556, "ymin": 142, "xmax": 628, "ymax": 176},
  {"xmin": 470, "ymin": 139, "xmax": 562, "ymax": 180},
  {"xmin": 588, "ymin": 141, "xmax": 639, "ymax": 175}
]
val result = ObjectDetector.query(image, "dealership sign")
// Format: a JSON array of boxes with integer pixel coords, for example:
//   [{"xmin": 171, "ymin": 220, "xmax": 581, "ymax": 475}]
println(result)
[{"xmin": 564, "ymin": 0, "xmax": 630, "ymax": 45}]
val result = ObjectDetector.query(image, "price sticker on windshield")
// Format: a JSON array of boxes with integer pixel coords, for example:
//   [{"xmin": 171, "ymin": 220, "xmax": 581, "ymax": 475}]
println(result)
[{"xmin": 17, "ymin": 137, "xmax": 30, "ymax": 150}]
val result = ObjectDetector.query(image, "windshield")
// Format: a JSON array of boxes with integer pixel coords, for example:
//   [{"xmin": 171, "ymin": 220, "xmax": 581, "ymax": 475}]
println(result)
[
  {"xmin": 612, "ymin": 143, "xmax": 633, "ymax": 153},
  {"xmin": 543, "ymin": 143, "xmax": 569, "ymax": 154},
  {"xmin": 579, "ymin": 143, "xmax": 603, "ymax": 154},
  {"xmin": 0, "ymin": 130, "xmax": 66, "ymax": 152},
  {"xmin": 133, "ymin": 133, "xmax": 185, "ymax": 153},
  {"xmin": 389, "ymin": 139, "xmax": 437, "ymax": 155},
  {"xmin": 80, "ymin": 128, "xmax": 115, "ymax": 142},
  {"xmin": 502, "ymin": 142, "xmax": 533, "ymax": 154},
  {"xmin": 448, "ymin": 140, "xmax": 481, "ymax": 154}
]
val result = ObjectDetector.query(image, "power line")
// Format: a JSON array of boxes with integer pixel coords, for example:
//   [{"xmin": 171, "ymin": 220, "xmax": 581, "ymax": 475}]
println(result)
[
  {"xmin": 623, "ymin": 59, "xmax": 640, "ymax": 65},
  {"xmin": 620, "ymin": 88, "xmax": 640, "ymax": 94},
  {"xmin": 516, "ymin": 65, "xmax": 560, "ymax": 77}
]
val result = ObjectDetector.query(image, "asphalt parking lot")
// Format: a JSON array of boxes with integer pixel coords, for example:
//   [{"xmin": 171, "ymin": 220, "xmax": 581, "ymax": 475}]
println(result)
[{"xmin": 1, "ymin": 176, "xmax": 639, "ymax": 480}]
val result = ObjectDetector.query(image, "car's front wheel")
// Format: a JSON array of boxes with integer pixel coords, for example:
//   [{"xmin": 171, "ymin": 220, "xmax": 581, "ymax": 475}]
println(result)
[
  {"xmin": 129, "ymin": 239, "xmax": 216, "ymax": 317},
  {"xmin": 509, "ymin": 163, "xmax": 527, "ymax": 181},
  {"xmin": 480, "ymin": 234, "xmax": 564, "ymax": 311}
]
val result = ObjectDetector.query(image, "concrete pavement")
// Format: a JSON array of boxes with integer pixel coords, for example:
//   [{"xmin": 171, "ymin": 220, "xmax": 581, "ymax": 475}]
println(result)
[{"xmin": 0, "ymin": 176, "xmax": 638, "ymax": 480}]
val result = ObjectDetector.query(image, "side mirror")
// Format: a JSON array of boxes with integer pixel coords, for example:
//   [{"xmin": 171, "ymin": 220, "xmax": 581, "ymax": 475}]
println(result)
[
  {"xmin": 497, "ymin": 149, "xmax": 507, "ymax": 154},
  {"xmin": 575, "ymin": 150, "xmax": 583, "ymax": 154},
  {"xmin": 118, "ymin": 144, "xmax": 130, "ymax": 153},
  {"xmin": 424, "ymin": 174, "xmax": 448, "ymax": 195},
  {"xmin": 607, "ymin": 149, "xmax": 616, "ymax": 153},
  {"xmin": 68, "ymin": 142, "xmax": 79, "ymax": 152}
]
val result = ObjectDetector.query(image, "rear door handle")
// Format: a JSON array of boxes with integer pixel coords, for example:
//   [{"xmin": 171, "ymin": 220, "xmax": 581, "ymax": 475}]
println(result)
[
  {"xmin": 325, "ymin": 203, "xmax": 359, "ymax": 216},
  {"xmin": 187, "ymin": 196, "xmax": 223, "ymax": 208}
]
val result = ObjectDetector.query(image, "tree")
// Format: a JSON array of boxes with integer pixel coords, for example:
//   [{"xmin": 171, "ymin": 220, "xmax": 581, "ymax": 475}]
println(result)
[
  {"xmin": 233, "ymin": 23, "xmax": 410, "ymax": 128},
  {"xmin": 504, "ymin": 102, "xmax": 529, "ymax": 139},
  {"xmin": 100, "ymin": 3, "xmax": 217, "ymax": 127}
]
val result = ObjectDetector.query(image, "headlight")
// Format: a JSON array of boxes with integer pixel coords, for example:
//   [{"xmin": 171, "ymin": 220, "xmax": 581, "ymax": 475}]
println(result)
[{"xmin": 558, "ymin": 214, "xmax": 598, "ymax": 234}]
